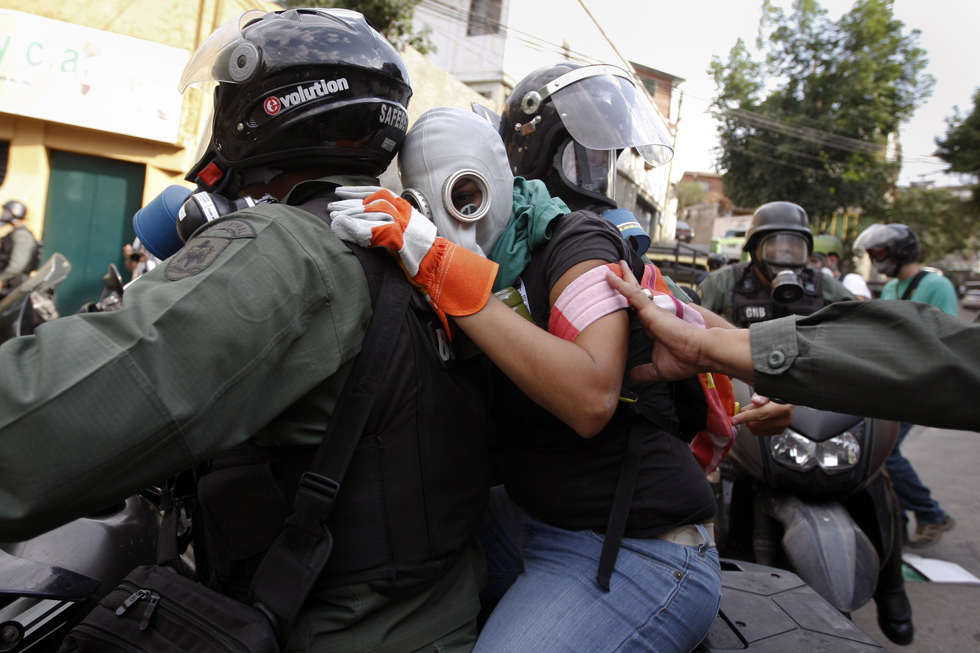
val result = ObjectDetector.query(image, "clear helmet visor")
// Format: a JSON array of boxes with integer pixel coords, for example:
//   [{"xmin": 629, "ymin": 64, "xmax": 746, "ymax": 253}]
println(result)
[
  {"xmin": 557, "ymin": 140, "xmax": 616, "ymax": 202},
  {"xmin": 758, "ymin": 233, "xmax": 809, "ymax": 267},
  {"xmin": 178, "ymin": 10, "xmax": 268, "ymax": 92},
  {"xmin": 544, "ymin": 66, "xmax": 673, "ymax": 167},
  {"xmin": 852, "ymin": 223, "xmax": 906, "ymax": 257}
]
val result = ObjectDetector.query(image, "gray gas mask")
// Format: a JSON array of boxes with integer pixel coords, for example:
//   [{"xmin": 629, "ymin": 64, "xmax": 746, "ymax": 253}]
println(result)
[
  {"xmin": 757, "ymin": 233, "xmax": 810, "ymax": 304},
  {"xmin": 398, "ymin": 107, "xmax": 514, "ymax": 257}
]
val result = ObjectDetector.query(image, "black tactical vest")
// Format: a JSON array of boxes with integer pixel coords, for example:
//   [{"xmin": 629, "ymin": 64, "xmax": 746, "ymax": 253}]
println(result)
[
  {"xmin": 730, "ymin": 261, "xmax": 824, "ymax": 328},
  {"xmin": 195, "ymin": 203, "xmax": 490, "ymax": 601}
]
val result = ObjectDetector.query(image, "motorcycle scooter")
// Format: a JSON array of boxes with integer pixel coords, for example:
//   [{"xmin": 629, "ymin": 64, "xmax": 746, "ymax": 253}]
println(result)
[
  {"xmin": 0, "ymin": 253, "xmax": 70, "ymax": 342},
  {"xmin": 713, "ymin": 379, "xmax": 906, "ymax": 639}
]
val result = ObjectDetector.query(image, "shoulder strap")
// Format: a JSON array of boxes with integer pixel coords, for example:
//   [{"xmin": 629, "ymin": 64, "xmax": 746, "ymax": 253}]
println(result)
[
  {"xmin": 901, "ymin": 270, "xmax": 929, "ymax": 300},
  {"xmin": 248, "ymin": 249, "xmax": 412, "ymax": 644}
]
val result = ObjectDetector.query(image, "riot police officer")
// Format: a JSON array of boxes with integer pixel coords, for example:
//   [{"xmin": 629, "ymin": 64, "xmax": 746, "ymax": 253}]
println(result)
[
  {"xmin": 0, "ymin": 200, "xmax": 40, "ymax": 297},
  {"xmin": 699, "ymin": 201, "xmax": 855, "ymax": 325}
]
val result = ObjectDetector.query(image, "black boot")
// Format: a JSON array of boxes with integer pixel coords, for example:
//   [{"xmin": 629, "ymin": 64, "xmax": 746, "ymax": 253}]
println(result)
[{"xmin": 874, "ymin": 587, "xmax": 914, "ymax": 645}]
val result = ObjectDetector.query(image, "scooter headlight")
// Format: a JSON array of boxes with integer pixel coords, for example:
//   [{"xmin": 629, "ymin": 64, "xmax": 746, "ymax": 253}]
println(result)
[
  {"xmin": 772, "ymin": 430, "xmax": 817, "ymax": 471},
  {"xmin": 771, "ymin": 428, "xmax": 862, "ymax": 473},
  {"xmin": 816, "ymin": 432, "xmax": 861, "ymax": 471}
]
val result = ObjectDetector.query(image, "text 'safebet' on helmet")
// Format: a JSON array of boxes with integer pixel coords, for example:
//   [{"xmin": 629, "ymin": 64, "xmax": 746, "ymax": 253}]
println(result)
[
  {"xmin": 853, "ymin": 224, "xmax": 921, "ymax": 278},
  {"xmin": 499, "ymin": 62, "xmax": 674, "ymax": 211},
  {"xmin": 178, "ymin": 8, "xmax": 413, "ymax": 194}
]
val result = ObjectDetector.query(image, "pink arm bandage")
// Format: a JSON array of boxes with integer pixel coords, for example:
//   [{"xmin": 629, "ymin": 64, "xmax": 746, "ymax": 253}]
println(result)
[{"xmin": 548, "ymin": 264, "xmax": 628, "ymax": 341}]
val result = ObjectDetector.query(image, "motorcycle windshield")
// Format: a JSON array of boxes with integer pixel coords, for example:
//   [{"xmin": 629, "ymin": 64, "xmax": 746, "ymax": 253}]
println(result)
[
  {"xmin": 549, "ymin": 68, "xmax": 673, "ymax": 167},
  {"xmin": 0, "ymin": 253, "xmax": 71, "ymax": 314}
]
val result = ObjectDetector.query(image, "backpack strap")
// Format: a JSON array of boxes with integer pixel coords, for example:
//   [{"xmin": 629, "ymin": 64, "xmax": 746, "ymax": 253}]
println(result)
[
  {"xmin": 247, "ymin": 248, "xmax": 412, "ymax": 644},
  {"xmin": 900, "ymin": 270, "xmax": 929, "ymax": 300}
]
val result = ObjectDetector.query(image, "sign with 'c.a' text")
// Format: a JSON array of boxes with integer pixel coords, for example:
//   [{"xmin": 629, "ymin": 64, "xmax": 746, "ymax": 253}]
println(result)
[{"xmin": 0, "ymin": 10, "xmax": 188, "ymax": 143}]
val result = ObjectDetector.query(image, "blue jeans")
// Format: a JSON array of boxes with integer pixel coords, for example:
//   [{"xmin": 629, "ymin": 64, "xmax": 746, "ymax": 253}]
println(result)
[
  {"xmin": 474, "ymin": 486, "xmax": 721, "ymax": 653},
  {"xmin": 886, "ymin": 422, "xmax": 947, "ymax": 529}
]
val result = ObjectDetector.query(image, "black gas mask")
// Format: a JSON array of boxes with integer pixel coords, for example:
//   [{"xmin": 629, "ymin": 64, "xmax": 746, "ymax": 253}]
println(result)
[{"xmin": 756, "ymin": 233, "xmax": 810, "ymax": 304}]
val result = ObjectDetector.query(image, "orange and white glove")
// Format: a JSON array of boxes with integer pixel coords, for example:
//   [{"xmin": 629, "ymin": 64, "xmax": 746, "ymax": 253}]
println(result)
[{"xmin": 329, "ymin": 187, "xmax": 498, "ymax": 335}]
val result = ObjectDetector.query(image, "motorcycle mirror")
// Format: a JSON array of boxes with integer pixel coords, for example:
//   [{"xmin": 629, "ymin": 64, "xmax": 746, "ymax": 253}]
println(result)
[
  {"xmin": 103, "ymin": 263, "xmax": 125, "ymax": 296},
  {"xmin": 471, "ymin": 102, "xmax": 502, "ymax": 132}
]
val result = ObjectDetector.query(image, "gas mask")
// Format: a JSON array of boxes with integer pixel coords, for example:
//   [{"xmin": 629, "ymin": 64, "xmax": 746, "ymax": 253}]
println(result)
[
  {"xmin": 756, "ymin": 233, "xmax": 810, "ymax": 304},
  {"xmin": 398, "ymin": 107, "xmax": 513, "ymax": 256},
  {"xmin": 870, "ymin": 256, "xmax": 901, "ymax": 279}
]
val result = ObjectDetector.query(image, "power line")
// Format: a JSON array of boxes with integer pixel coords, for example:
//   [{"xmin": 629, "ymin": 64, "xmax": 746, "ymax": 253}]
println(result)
[{"xmin": 725, "ymin": 107, "xmax": 884, "ymax": 156}]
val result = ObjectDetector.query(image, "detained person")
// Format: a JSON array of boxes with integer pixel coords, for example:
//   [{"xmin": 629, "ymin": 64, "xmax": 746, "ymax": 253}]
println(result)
[{"xmin": 327, "ymin": 102, "xmax": 723, "ymax": 652}]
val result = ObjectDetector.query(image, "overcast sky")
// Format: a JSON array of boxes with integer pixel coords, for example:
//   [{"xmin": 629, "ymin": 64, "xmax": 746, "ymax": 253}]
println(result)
[{"xmin": 588, "ymin": 0, "xmax": 979, "ymax": 187}]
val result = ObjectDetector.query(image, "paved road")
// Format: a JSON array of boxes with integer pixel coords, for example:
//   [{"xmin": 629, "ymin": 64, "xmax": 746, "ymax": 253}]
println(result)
[{"xmin": 851, "ymin": 300, "xmax": 980, "ymax": 651}]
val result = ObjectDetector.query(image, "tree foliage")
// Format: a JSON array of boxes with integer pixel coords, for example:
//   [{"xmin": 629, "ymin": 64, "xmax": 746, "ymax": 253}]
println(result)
[
  {"xmin": 710, "ymin": 0, "xmax": 933, "ymax": 222},
  {"xmin": 885, "ymin": 187, "xmax": 980, "ymax": 263},
  {"xmin": 935, "ymin": 88, "xmax": 980, "ymax": 206},
  {"xmin": 279, "ymin": 0, "xmax": 436, "ymax": 54},
  {"xmin": 676, "ymin": 181, "xmax": 708, "ymax": 209}
]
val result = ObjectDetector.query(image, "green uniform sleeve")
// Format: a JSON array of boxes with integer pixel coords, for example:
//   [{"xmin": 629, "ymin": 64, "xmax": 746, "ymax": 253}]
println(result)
[
  {"xmin": 750, "ymin": 301, "xmax": 980, "ymax": 431},
  {"xmin": 698, "ymin": 266, "xmax": 734, "ymax": 317},
  {"xmin": 0, "ymin": 207, "xmax": 371, "ymax": 540}
]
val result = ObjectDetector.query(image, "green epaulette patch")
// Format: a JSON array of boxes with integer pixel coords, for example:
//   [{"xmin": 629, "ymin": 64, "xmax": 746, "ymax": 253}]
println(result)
[{"xmin": 165, "ymin": 219, "xmax": 257, "ymax": 281}]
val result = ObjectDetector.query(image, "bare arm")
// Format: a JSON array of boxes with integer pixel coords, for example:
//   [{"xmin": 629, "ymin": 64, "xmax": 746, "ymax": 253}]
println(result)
[
  {"xmin": 454, "ymin": 259, "xmax": 628, "ymax": 438},
  {"xmin": 605, "ymin": 263, "xmax": 755, "ymax": 384}
]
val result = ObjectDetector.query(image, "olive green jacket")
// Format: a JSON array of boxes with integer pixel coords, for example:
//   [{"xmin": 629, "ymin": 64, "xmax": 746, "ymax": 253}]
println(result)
[
  {"xmin": 751, "ymin": 301, "xmax": 980, "ymax": 431},
  {"xmin": 0, "ymin": 177, "xmax": 374, "ymax": 541}
]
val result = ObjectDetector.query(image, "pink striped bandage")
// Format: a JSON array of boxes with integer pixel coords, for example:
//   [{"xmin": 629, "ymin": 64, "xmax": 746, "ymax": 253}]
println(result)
[{"xmin": 548, "ymin": 264, "xmax": 628, "ymax": 341}]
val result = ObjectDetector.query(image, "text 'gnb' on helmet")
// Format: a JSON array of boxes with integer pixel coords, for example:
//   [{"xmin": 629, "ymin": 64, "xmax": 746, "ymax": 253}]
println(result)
[
  {"xmin": 853, "ymin": 223, "xmax": 920, "ymax": 278},
  {"xmin": 1, "ymin": 200, "xmax": 26, "ymax": 224},
  {"xmin": 500, "ymin": 62, "xmax": 672, "ymax": 212},
  {"xmin": 180, "ymin": 8, "xmax": 412, "ymax": 193},
  {"xmin": 745, "ymin": 201, "xmax": 813, "ymax": 304}
]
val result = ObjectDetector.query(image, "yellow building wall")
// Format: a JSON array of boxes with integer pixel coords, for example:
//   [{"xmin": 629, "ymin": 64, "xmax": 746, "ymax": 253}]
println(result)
[
  {"xmin": 0, "ymin": 0, "xmax": 279, "ymax": 232},
  {"xmin": 0, "ymin": 0, "xmax": 489, "ymax": 235}
]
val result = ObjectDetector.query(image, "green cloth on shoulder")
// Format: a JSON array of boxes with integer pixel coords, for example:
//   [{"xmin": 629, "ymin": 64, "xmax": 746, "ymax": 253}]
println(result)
[{"xmin": 489, "ymin": 177, "xmax": 568, "ymax": 292}]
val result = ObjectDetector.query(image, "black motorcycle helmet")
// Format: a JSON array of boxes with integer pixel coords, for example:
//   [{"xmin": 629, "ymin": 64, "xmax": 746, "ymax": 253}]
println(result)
[
  {"xmin": 1, "ymin": 200, "xmax": 26, "ymax": 224},
  {"xmin": 707, "ymin": 252, "xmax": 727, "ymax": 270},
  {"xmin": 500, "ymin": 62, "xmax": 672, "ymax": 212},
  {"xmin": 180, "ymin": 8, "xmax": 412, "ymax": 192},
  {"xmin": 853, "ymin": 223, "xmax": 920, "ymax": 278}
]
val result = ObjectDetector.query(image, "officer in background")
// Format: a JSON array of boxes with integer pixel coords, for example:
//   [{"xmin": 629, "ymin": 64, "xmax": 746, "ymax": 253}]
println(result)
[
  {"xmin": 698, "ymin": 253, "xmax": 728, "ymax": 287},
  {"xmin": 699, "ymin": 201, "xmax": 856, "ymax": 324},
  {"xmin": 0, "ymin": 200, "xmax": 40, "ymax": 297},
  {"xmin": 0, "ymin": 9, "xmax": 488, "ymax": 652}
]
